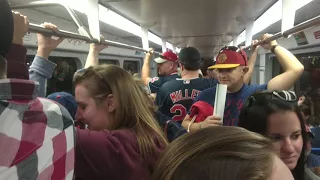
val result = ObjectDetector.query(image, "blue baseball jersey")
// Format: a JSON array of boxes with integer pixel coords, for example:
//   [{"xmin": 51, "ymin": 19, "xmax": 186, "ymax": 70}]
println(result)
[
  {"xmin": 148, "ymin": 73, "xmax": 180, "ymax": 93},
  {"xmin": 192, "ymin": 84, "xmax": 267, "ymax": 126},
  {"xmin": 155, "ymin": 78, "xmax": 218, "ymax": 122}
]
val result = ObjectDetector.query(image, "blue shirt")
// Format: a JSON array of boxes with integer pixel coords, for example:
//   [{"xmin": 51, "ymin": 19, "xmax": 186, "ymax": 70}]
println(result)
[
  {"xmin": 192, "ymin": 84, "xmax": 267, "ymax": 126},
  {"xmin": 156, "ymin": 78, "xmax": 218, "ymax": 122},
  {"xmin": 148, "ymin": 73, "xmax": 180, "ymax": 93}
]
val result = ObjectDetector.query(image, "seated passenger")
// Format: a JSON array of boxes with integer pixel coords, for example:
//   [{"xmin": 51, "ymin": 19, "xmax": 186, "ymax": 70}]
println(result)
[
  {"xmin": 152, "ymin": 126, "xmax": 294, "ymax": 180},
  {"xmin": 0, "ymin": 3, "xmax": 74, "ymax": 179},
  {"xmin": 73, "ymin": 65, "xmax": 168, "ymax": 179},
  {"xmin": 238, "ymin": 90, "xmax": 320, "ymax": 180},
  {"xmin": 183, "ymin": 35, "xmax": 304, "ymax": 131}
]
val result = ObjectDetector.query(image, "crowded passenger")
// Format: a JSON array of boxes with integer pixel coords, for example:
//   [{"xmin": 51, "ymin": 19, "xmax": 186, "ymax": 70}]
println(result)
[
  {"xmin": 141, "ymin": 49, "xmax": 179, "ymax": 93},
  {"xmin": 155, "ymin": 45, "xmax": 257, "ymax": 123},
  {"xmin": 183, "ymin": 35, "xmax": 304, "ymax": 131},
  {"xmin": 0, "ymin": 2, "xmax": 75, "ymax": 179},
  {"xmin": 73, "ymin": 64, "xmax": 168, "ymax": 179},
  {"xmin": 152, "ymin": 126, "xmax": 294, "ymax": 180},
  {"xmin": 200, "ymin": 57, "xmax": 215, "ymax": 79},
  {"xmin": 238, "ymin": 90, "xmax": 320, "ymax": 180}
]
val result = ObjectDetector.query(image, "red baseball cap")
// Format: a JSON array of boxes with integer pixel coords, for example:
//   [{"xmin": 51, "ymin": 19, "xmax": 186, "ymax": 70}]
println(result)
[
  {"xmin": 208, "ymin": 46, "xmax": 248, "ymax": 69},
  {"xmin": 154, "ymin": 51, "xmax": 178, "ymax": 64}
]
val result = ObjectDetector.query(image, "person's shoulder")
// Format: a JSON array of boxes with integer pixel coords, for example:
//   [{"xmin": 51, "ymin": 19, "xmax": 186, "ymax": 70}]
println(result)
[
  {"xmin": 77, "ymin": 129, "xmax": 138, "ymax": 151},
  {"xmin": 197, "ymin": 87, "xmax": 216, "ymax": 99},
  {"xmin": 37, "ymin": 97, "xmax": 74, "ymax": 128},
  {"xmin": 247, "ymin": 84, "xmax": 268, "ymax": 92},
  {"xmin": 200, "ymin": 86, "xmax": 216, "ymax": 94}
]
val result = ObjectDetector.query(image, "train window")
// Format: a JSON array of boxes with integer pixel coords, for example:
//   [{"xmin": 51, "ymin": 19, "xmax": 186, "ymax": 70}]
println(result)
[
  {"xmin": 296, "ymin": 54, "xmax": 320, "ymax": 94},
  {"xmin": 272, "ymin": 53, "xmax": 320, "ymax": 95},
  {"xmin": 123, "ymin": 60, "xmax": 140, "ymax": 75},
  {"xmin": 26, "ymin": 55, "xmax": 78, "ymax": 96},
  {"xmin": 100, "ymin": 59, "xmax": 120, "ymax": 66}
]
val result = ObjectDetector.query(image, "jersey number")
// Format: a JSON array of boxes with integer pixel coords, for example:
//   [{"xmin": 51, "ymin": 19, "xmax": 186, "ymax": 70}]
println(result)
[{"xmin": 170, "ymin": 104, "xmax": 187, "ymax": 121}]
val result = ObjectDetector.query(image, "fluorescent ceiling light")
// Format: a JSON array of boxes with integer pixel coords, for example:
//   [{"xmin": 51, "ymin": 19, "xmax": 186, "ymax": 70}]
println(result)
[
  {"xmin": 237, "ymin": 0, "xmax": 313, "ymax": 46},
  {"xmin": 54, "ymin": 0, "xmax": 165, "ymax": 46},
  {"xmin": 237, "ymin": 30, "xmax": 246, "ymax": 45},
  {"xmin": 148, "ymin": 32, "xmax": 163, "ymax": 45},
  {"xmin": 166, "ymin": 42, "xmax": 174, "ymax": 50},
  {"xmin": 252, "ymin": 1, "xmax": 282, "ymax": 35}
]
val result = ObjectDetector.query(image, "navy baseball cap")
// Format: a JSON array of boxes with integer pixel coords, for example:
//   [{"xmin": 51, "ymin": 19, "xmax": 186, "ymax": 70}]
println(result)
[
  {"xmin": 178, "ymin": 47, "xmax": 201, "ymax": 66},
  {"xmin": 0, "ymin": 0, "xmax": 14, "ymax": 57},
  {"xmin": 47, "ymin": 92, "xmax": 77, "ymax": 119}
]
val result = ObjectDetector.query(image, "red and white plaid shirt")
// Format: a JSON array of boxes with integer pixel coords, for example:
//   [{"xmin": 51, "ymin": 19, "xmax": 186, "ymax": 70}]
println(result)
[{"xmin": 0, "ymin": 79, "xmax": 75, "ymax": 180}]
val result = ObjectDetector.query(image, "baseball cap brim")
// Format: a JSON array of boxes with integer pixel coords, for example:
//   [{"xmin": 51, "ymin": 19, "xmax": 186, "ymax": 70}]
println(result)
[
  {"xmin": 208, "ymin": 64, "xmax": 240, "ymax": 69},
  {"xmin": 154, "ymin": 57, "xmax": 167, "ymax": 64}
]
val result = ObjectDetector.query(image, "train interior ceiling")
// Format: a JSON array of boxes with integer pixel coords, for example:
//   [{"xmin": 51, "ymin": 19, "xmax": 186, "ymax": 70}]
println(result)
[{"xmin": 8, "ymin": 0, "xmax": 320, "ymax": 96}]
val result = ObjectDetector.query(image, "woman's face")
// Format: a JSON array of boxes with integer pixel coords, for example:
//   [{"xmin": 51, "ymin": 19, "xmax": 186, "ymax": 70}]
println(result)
[
  {"xmin": 268, "ymin": 111, "xmax": 303, "ymax": 170},
  {"xmin": 75, "ymin": 84, "xmax": 111, "ymax": 130},
  {"xmin": 267, "ymin": 111, "xmax": 303, "ymax": 170}
]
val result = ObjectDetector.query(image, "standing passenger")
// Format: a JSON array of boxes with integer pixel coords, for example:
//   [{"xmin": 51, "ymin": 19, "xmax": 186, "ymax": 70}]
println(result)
[
  {"xmin": 0, "ymin": 3, "xmax": 75, "ymax": 179},
  {"xmin": 74, "ymin": 65, "xmax": 168, "ymax": 180},
  {"xmin": 183, "ymin": 35, "xmax": 304, "ymax": 131},
  {"xmin": 238, "ymin": 91, "xmax": 320, "ymax": 180},
  {"xmin": 152, "ymin": 126, "xmax": 294, "ymax": 180},
  {"xmin": 141, "ymin": 49, "xmax": 179, "ymax": 93}
]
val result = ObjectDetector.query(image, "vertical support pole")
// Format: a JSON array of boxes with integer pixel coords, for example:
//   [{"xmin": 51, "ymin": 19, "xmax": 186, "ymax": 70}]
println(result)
[
  {"xmin": 161, "ymin": 39, "xmax": 167, "ymax": 52},
  {"xmin": 282, "ymin": 0, "xmax": 296, "ymax": 37},
  {"xmin": 86, "ymin": 0, "xmax": 100, "ymax": 41},
  {"xmin": 259, "ymin": 54, "xmax": 266, "ymax": 84},
  {"xmin": 245, "ymin": 19, "xmax": 254, "ymax": 47},
  {"xmin": 233, "ymin": 35, "xmax": 238, "ymax": 46},
  {"xmin": 141, "ymin": 25, "xmax": 149, "ymax": 50}
]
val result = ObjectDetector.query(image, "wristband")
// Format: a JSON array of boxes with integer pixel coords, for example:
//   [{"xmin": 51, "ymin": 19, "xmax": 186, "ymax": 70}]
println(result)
[{"xmin": 271, "ymin": 45, "xmax": 278, "ymax": 54}]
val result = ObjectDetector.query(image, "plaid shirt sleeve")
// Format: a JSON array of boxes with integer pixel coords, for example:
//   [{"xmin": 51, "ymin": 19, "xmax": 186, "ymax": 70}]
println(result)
[{"xmin": 0, "ymin": 97, "xmax": 75, "ymax": 180}]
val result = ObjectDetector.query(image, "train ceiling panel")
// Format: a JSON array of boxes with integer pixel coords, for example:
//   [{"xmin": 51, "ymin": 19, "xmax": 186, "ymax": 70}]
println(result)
[{"xmin": 101, "ymin": 0, "xmax": 276, "ymax": 57}]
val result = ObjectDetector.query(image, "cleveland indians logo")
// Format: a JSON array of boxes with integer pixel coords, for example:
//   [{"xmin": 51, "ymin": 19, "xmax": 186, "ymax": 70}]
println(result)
[{"xmin": 218, "ymin": 53, "xmax": 227, "ymax": 63}]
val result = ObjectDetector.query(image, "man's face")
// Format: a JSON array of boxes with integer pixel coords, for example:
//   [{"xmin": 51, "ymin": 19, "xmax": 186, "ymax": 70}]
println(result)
[
  {"xmin": 158, "ymin": 61, "xmax": 174, "ymax": 76},
  {"xmin": 217, "ymin": 66, "xmax": 247, "ymax": 89}
]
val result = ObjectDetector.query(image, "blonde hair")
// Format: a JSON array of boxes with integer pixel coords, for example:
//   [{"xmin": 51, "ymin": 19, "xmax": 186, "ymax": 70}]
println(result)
[
  {"xmin": 74, "ymin": 65, "xmax": 168, "ymax": 158},
  {"xmin": 152, "ymin": 126, "xmax": 276, "ymax": 180}
]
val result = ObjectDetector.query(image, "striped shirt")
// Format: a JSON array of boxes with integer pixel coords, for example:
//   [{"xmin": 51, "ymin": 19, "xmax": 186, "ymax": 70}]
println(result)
[{"xmin": 0, "ymin": 79, "xmax": 75, "ymax": 180}]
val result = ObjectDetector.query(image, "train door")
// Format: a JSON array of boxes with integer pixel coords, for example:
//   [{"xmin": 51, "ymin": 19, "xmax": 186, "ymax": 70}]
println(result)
[{"xmin": 26, "ymin": 55, "xmax": 79, "ymax": 96}]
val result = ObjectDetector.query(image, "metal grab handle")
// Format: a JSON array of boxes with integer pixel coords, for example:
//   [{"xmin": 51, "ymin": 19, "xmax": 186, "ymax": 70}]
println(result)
[
  {"xmin": 11, "ymin": 1, "xmax": 94, "ymax": 40},
  {"xmin": 244, "ymin": 14, "xmax": 320, "ymax": 50},
  {"xmin": 29, "ymin": 23, "xmax": 160, "ymax": 53}
]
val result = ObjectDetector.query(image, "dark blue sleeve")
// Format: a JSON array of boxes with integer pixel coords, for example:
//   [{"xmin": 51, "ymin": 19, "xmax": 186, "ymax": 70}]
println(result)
[
  {"xmin": 148, "ymin": 76, "xmax": 164, "ymax": 93},
  {"xmin": 155, "ymin": 87, "xmax": 166, "ymax": 107}
]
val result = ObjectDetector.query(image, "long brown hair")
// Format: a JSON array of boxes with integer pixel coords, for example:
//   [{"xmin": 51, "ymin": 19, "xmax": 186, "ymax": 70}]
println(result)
[
  {"xmin": 74, "ymin": 65, "xmax": 168, "ymax": 158},
  {"xmin": 152, "ymin": 126, "xmax": 276, "ymax": 180}
]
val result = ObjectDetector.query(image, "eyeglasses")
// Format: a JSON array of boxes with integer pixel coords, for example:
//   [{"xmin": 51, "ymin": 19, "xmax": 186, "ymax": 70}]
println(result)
[
  {"xmin": 245, "ymin": 91, "xmax": 297, "ymax": 108},
  {"xmin": 219, "ymin": 46, "xmax": 247, "ymax": 66}
]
